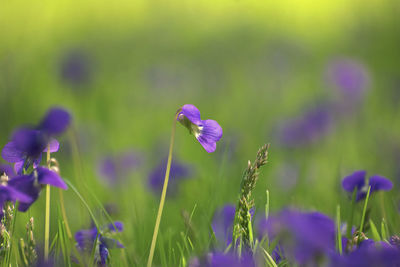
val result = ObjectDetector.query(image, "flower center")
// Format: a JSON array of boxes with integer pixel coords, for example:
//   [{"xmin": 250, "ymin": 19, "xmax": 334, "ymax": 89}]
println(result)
[{"xmin": 0, "ymin": 173, "xmax": 9, "ymax": 186}]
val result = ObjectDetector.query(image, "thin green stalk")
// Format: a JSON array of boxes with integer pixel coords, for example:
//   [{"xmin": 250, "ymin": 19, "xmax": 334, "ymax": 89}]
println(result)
[
  {"xmin": 147, "ymin": 114, "xmax": 178, "ymax": 267},
  {"xmin": 359, "ymin": 186, "xmax": 371, "ymax": 235},
  {"xmin": 336, "ymin": 205, "xmax": 342, "ymax": 255},
  {"xmin": 44, "ymin": 146, "xmax": 51, "ymax": 261}
]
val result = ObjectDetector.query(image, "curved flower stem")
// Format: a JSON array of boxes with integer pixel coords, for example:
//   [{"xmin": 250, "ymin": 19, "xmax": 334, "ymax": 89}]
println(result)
[
  {"xmin": 44, "ymin": 146, "xmax": 51, "ymax": 261},
  {"xmin": 147, "ymin": 112, "xmax": 179, "ymax": 267}
]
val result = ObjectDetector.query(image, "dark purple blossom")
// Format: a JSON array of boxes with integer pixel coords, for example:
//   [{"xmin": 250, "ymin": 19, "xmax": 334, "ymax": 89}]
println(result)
[
  {"xmin": 212, "ymin": 204, "xmax": 236, "ymax": 246},
  {"xmin": 75, "ymin": 222, "xmax": 124, "ymax": 266},
  {"xmin": 1, "ymin": 108, "xmax": 70, "ymax": 174},
  {"xmin": 342, "ymin": 170, "xmax": 393, "ymax": 201},
  {"xmin": 148, "ymin": 158, "xmax": 192, "ymax": 195},
  {"xmin": 7, "ymin": 167, "xmax": 68, "ymax": 212},
  {"xmin": 177, "ymin": 104, "xmax": 223, "ymax": 153},
  {"xmin": 259, "ymin": 209, "xmax": 336, "ymax": 265},
  {"xmin": 276, "ymin": 104, "xmax": 333, "ymax": 148},
  {"xmin": 98, "ymin": 151, "xmax": 141, "ymax": 186}
]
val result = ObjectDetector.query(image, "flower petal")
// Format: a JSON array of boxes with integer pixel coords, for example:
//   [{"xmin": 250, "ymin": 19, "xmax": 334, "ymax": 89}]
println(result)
[
  {"xmin": 1, "ymin": 141, "xmax": 24, "ymax": 163},
  {"xmin": 39, "ymin": 107, "xmax": 71, "ymax": 136},
  {"xmin": 36, "ymin": 167, "xmax": 68, "ymax": 190},
  {"xmin": 13, "ymin": 161, "xmax": 24, "ymax": 175},
  {"xmin": 3, "ymin": 185, "xmax": 33, "ymax": 203},
  {"xmin": 0, "ymin": 164, "xmax": 16, "ymax": 178},
  {"xmin": 43, "ymin": 138, "xmax": 60, "ymax": 153},
  {"xmin": 341, "ymin": 170, "xmax": 367, "ymax": 192},
  {"xmin": 7, "ymin": 175, "xmax": 40, "ymax": 211},
  {"xmin": 197, "ymin": 120, "xmax": 223, "ymax": 153},
  {"xmin": 179, "ymin": 104, "xmax": 202, "ymax": 125},
  {"xmin": 369, "ymin": 175, "xmax": 393, "ymax": 192}
]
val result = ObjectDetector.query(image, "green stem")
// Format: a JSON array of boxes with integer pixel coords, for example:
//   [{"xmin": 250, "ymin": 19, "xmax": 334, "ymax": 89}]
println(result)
[
  {"xmin": 44, "ymin": 146, "xmax": 51, "ymax": 261},
  {"xmin": 147, "ymin": 113, "xmax": 178, "ymax": 267},
  {"xmin": 359, "ymin": 186, "xmax": 371, "ymax": 235},
  {"xmin": 336, "ymin": 205, "xmax": 342, "ymax": 255}
]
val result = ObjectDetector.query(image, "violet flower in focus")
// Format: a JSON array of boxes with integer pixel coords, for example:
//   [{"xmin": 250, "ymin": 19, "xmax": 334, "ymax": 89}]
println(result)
[
  {"xmin": 148, "ymin": 158, "xmax": 192, "ymax": 195},
  {"xmin": 75, "ymin": 222, "xmax": 124, "ymax": 266},
  {"xmin": 342, "ymin": 170, "xmax": 393, "ymax": 201},
  {"xmin": 177, "ymin": 104, "xmax": 223, "ymax": 153}
]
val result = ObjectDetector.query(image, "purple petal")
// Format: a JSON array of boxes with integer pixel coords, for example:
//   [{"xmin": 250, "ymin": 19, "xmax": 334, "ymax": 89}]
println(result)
[
  {"xmin": 179, "ymin": 104, "xmax": 202, "ymax": 125},
  {"xmin": 43, "ymin": 139, "xmax": 60, "ymax": 153},
  {"xmin": 2, "ymin": 141, "xmax": 24, "ymax": 163},
  {"xmin": 12, "ymin": 128, "xmax": 46, "ymax": 158},
  {"xmin": 0, "ymin": 164, "xmax": 16, "ymax": 178},
  {"xmin": 197, "ymin": 120, "xmax": 223, "ymax": 153},
  {"xmin": 99, "ymin": 243, "xmax": 109, "ymax": 265},
  {"xmin": 369, "ymin": 175, "xmax": 393, "ymax": 192},
  {"xmin": 2, "ymin": 185, "xmax": 33, "ymax": 203},
  {"xmin": 342, "ymin": 170, "xmax": 367, "ymax": 192},
  {"xmin": 13, "ymin": 161, "xmax": 24, "ymax": 175},
  {"xmin": 7, "ymin": 175, "xmax": 40, "ymax": 211},
  {"xmin": 39, "ymin": 107, "xmax": 71, "ymax": 136},
  {"xmin": 36, "ymin": 167, "xmax": 68, "ymax": 190}
]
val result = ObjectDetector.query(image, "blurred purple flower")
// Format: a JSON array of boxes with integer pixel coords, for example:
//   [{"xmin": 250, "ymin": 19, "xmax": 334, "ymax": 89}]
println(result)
[
  {"xmin": 98, "ymin": 151, "xmax": 141, "ymax": 186},
  {"xmin": 211, "ymin": 204, "xmax": 236, "ymax": 246},
  {"xmin": 148, "ymin": 158, "xmax": 192, "ymax": 195},
  {"xmin": 259, "ymin": 209, "xmax": 336, "ymax": 265},
  {"xmin": 276, "ymin": 104, "xmax": 333, "ymax": 148},
  {"xmin": 1, "ymin": 107, "xmax": 71, "ymax": 174},
  {"xmin": 178, "ymin": 104, "xmax": 223, "ymax": 153},
  {"xmin": 189, "ymin": 251, "xmax": 255, "ymax": 267},
  {"xmin": 60, "ymin": 50, "xmax": 91, "ymax": 86},
  {"xmin": 331, "ymin": 240, "xmax": 400, "ymax": 267},
  {"xmin": 75, "ymin": 222, "xmax": 124, "ymax": 266},
  {"xmin": 7, "ymin": 166, "xmax": 68, "ymax": 212},
  {"xmin": 342, "ymin": 170, "xmax": 393, "ymax": 201},
  {"xmin": 326, "ymin": 58, "xmax": 370, "ymax": 101}
]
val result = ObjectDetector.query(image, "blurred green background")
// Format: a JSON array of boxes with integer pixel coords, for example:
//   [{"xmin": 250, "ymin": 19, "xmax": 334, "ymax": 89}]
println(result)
[{"xmin": 1, "ymin": 0, "xmax": 399, "ymax": 265}]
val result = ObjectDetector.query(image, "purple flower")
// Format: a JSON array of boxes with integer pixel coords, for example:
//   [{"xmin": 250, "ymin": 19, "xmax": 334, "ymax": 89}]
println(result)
[
  {"xmin": 148, "ymin": 158, "xmax": 192, "ymax": 195},
  {"xmin": 177, "ymin": 104, "xmax": 223, "ymax": 153},
  {"xmin": 325, "ymin": 58, "xmax": 370, "ymax": 101},
  {"xmin": 1, "ymin": 107, "xmax": 70, "ymax": 174},
  {"xmin": 75, "ymin": 222, "xmax": 124, "ymax": 266},
  {"xmin": 7, "ymin": 166, "xmax": 68, "ymax": 212},
  {"xmin": 211, "ymin": 204, "xmax": 236, "ymax": 246},
  {"xmin": 276, "ymin": 104, "xmax": 333, "ymax": 148},
  {"xmin": 0, "ymin": 174, "xmax": 33, "ymax": 218},
  {"xmin": 259, "ymin": 209, "xmax": 336, "ymax": 265},
  {"xmin": 98, "ymin": 151, "xmax": 141, "ymax": 186},
  {"xmin": 189, "ymin": 251, "xmax": 255, "ymax": 267},
  {"xmin": 332, "ymin": 240, "xmax": 400, "ymax": 267},
  {"xmin": 342, "ymin": 170, "xmax": 393, "ymax": 201}
]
